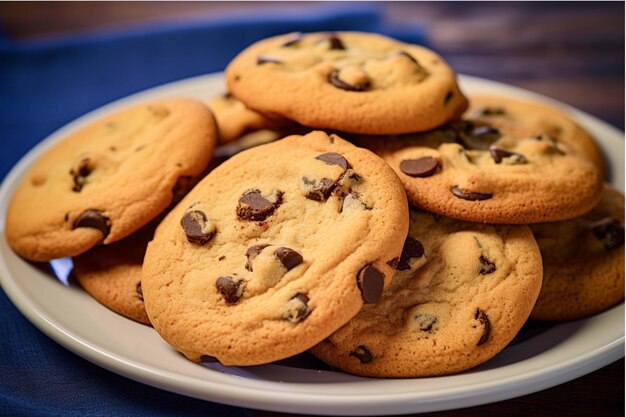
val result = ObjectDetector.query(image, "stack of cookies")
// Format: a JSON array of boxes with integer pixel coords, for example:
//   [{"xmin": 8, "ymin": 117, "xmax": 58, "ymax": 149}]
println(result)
[{"xmin": 5, "ymin": 31, "xmax": 624, "ymax": 378}]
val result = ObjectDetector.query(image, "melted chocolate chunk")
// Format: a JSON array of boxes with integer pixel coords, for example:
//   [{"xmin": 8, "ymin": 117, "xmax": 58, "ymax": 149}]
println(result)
[
  {"xmin": 479, "ymin": 255, "xmax": 496, "ymax": 275},
  {"xmin": 73, "ymin": 210, "xmax": 111, "ymax": 238},
  {"xmin": 237, "ymin": 189, "xmax": 283, "ymax": 221},
  {"xmin": 257, "ymin": 55, "xmax": 283, "ymax": 65},
  {"xmin": 349, "ymin": 345, "xmax": 372, "ymax": 364},
  {"xmin": 386, "ymin": 257, "xmax": 399, "ymax": 268},
  {"xmin": 216, "ymin": 276, "xmax": 244, "ymax": 304},
  {"xmin": 303, "ymin": 177, "xmax": 337, "ymax": 201},
  {"xmin": 322, "ymin": 33, "xmax": 346, "ymax": 50},
  {"xmin": 475, "ymin": 308, "xmax": 491, "ymax": 345},
  {"xmin": 245, "ymin": 244, "xmax": 270, "ymax": 271},
  {"xmin": 451, "ymin": 186, "xmax": 493, "ymax": 201},
  {"xmin": 328, "ymin": 70, "xmax": 370, "ymax": 92},
  {"xmin": 181, "ymin": 210, "xmax": 216, "ymax": 245},
  {"xmin": 357, "ymin": 265, "xmax": 384, "ymax": 304},
  {"xmin": 316, "ymin": 152, "xmax": 349, "ymax": 170},
  {"xmin": 489, "ymin": 146, "xmax": 527, "ymax": 164},
  {"xmin": 136, "ymin": 282, "xmax": 143, "ymax": 301},
  {"xmin": 457, "ymin": 124, "xmax": 501, "ymax": 150},
  {"xmin": 414, "ymin": 312, "xmax": 437, "ymax": 333},
  {"xmin": 275, "ymin": 247, "xmax": 303, "ymax": 270},
  {"xmin": 396, "ymin": 237, "xmax": 425, "ymax": 271},
  {"xmin": 283, "ymin": 293, "xmax": 310, "ymax": 322},
  {"xmin": 444, "ymin": 91, "xmax": 454, "ymax": 105},
  {"xmin": 591, "ymin": 217, "xmax": 625, "ymax": 250},
  {"xmin": 399, "ymin": 157, "xmax": 439, "ymax": 178}
]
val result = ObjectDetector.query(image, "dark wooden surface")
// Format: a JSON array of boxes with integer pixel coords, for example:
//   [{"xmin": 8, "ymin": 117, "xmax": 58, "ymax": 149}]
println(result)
[{"xmin": 0, "ymin": 2, "xmax": 623, "ymax": 417}]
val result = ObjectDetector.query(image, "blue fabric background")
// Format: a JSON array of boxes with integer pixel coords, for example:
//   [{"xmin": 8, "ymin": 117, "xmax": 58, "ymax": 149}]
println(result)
[{"xmin": 0, "ymin": 6, "xmax": 426, "ymax": 416}]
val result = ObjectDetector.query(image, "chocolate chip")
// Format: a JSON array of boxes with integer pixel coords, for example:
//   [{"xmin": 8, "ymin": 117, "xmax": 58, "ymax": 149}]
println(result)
[
  {"xmin": 451, "ymin": 186, "xmax": 492, "ymax": 201},
  {"xmin": 136, "ymin": 282, "xmax": 143, "ymax": 301},
  {"xmin": 386, "ymin": 257, "xmax": 399, "ymax": 268},
  {"xmin": 316, "ymin": 152, "xmax": 349, "ymax": 170},
  {"xmin": 64, "ymin": 213, "xmax": 69, "ymax": 222},
  {"xmin": 489, "ymin": 146, "xmax": 527, "ymax": 164},
  {"xmin": 475, "ymin": 308, "xmax": 491, "ymax": 345},
  {"xmin": 200, "ymin": 355, "xmax": 218, "ymax": 363},
  {"xmin": 275, "ymin": 247, "xmax": 303, "ymax": 270},
  {"xmin": 444, "ymin": 91, "xmax": 454, "ymax": 105},
  {"xmin": 70, "ymin": 157, "xmax": 92, "ymax": 192},
  {"xmin": 322, "ymin": 33, "xmax": 345, "ymax": 50},
  {"xmin": 237, "ymin": 189, "xmax": 283, "ymax": 221},
  {"xmin": 328, "ymin": 69, "xmax": 370, "ymax": 92},
  {"xmin": 357, "ymin": 265, "xmax": 384, "ymax": 304},
  {"xmin": 399, "ymin": 157, "xmax": 439, "ymax": 178},
  {"xmin": 181, "ymin": 210, "xmax": 216, "ymax": 245},
  {"xmin": 414, "ymin": 313, "xmax": 437, "ymax": 332},
  {"xmin": 457, "ymin": 123, "xmax": 501, "ymax": 150},
  {"xmin": 591, "ymin": 217, "xmax": 625, "ymax": 250},
  {"xmin": 479, "ymin": 255, "xmax": 496, "ymax": 274},
  {"xmin": 282, "ymin": 293, "xmax": 310, "ymax": 322},
  {"xmin": 73, "ymin": 210, "xmax": 111, "ymax": 238},
  {"xmin": 245, "ymin": 244, "xmax": 270, "ymax": 271},
  {"xmin": 218, "ymin": 256, "xmax": 226, "ymax": 261},
  {"xmin": 349, "ymin": 345, "xmax": 372, "ymax": 364},
  {"xmin": 396, "ymin": 237, "xmax": 425, "ymax": 271},
  {"xmin": 257, "ymin": 55, "xmax": 282, "ymax": 65},
  {"xmin": 302, "ymin": 176, "xmax": 337, "ymax": 201},
  {"xmin": 216, "ymin": 276, "xmax": 245, "ymax": 304}
]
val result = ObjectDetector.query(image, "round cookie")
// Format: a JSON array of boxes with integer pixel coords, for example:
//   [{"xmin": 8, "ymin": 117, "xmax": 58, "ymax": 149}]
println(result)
[
  {"xmin": 142, "ymin": 131, "xmax": 409, "ymax": 366},
  {"xmin": 467, "ymin": 94, "xmax": 606, "ymax": 174},
  {"xmin": 226, "ymin": 31, "xmax": 468, "ymax": 135},
  {"xmin": 73, "ymin": 221, "xmax": 156, "ymax": 325},
  {"xmin": 310, "ymin": 209, "xmax": 543, "ymax": 378},
  {"xmin": 5, "ymin": 98, "xmax": 217, "ymax": 262},
  {"xmin": 207, "ymin": 92, "xmax": 293, "ymax": 144},
  {"xmin": 530, "ymin": 184, "xmax": 625, "ymax": 321},
  {"xmin": 359, "ymin": 119, "xmax": 604, "ymax": 224}
]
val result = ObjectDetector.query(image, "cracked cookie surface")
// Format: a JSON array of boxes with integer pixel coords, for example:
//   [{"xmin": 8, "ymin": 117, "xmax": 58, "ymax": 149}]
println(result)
[
  {"xmin": 311, "ymin": 209, "xmax": 542, "ymax": 377},
  {"xmin": 226, "ymin": 31, "xmax": 467, "ymax": 134},
  {"xmin": 530, "ymin": 184, "xmax": 624, "ymax": 321},
  {"xmin": 359, "ymin": 118, "xmax": 604, "ymax": 223},
  {"xmin": 6, "ymin": 98, "xmax": 217, "ymax": 262},
  {"xmin": 141, "ymin": 131, "xmax": 409, "ymax": 366}
]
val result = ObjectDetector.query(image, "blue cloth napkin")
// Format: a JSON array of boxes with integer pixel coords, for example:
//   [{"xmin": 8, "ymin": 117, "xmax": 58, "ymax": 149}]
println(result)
[{"xmin": 0, "ymin": 5, "xmax": 426, "ymax": 416}]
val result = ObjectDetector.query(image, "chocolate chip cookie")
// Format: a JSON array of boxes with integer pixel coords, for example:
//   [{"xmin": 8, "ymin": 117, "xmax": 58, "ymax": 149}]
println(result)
[
  {"xmin": 226, "ymin": 31, "xmax": 468, "ymax": 134},
  {"xmin": 530, "ymin": 184, "xmax": 624, "ymax": 321},
  {"xmin": 467, "ymin": 94, "xmax": 606, "ymax": 175},
  {"xmin": 73, "ymin": 221, "xmax": 156, "ymax": 325},
  {"xmin": 5, "ymin": 98, "xmax": 217, "ymax": 262},
  {"xmin": 141, "ymin": 131, "xmax": 409, "ymax": 366},
  {"xmin": 310, "ymin": 209, "xmax": 543, "ymax": 377},
  {"xmin": 359, "ymin": 118, "xmax": 604, "ymax": 224}
]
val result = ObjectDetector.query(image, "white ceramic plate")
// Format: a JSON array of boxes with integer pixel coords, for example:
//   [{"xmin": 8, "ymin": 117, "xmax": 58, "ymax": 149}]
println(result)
[{"xmin": 0, "ymin": 73, "xmax": 623, "ymax": 416}]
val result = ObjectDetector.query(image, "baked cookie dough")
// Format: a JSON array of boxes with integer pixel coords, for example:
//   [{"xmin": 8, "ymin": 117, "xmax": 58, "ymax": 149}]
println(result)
[
  {"xmin": 226, "ymin": 31, "xmax": 467, "ymax": 134},
  {"xmin": 311, "ymin": 209, "xmax": 543, "ymax": 377},
  {"xmin": 142, "ymin": 131, "xmax": 409, "ymax": 366}
]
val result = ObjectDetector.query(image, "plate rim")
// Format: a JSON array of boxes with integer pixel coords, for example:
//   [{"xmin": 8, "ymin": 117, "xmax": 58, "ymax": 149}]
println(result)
[{"xmin": 0, "ymin": 72, "xmax": 624, "ymax": 416}]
